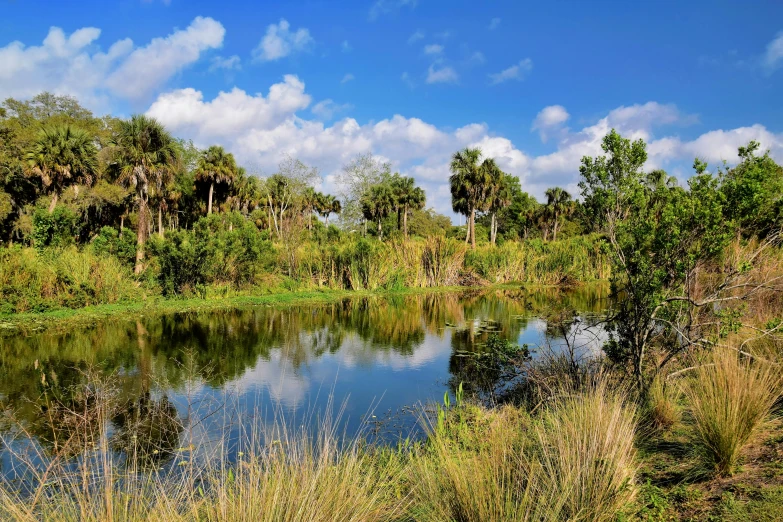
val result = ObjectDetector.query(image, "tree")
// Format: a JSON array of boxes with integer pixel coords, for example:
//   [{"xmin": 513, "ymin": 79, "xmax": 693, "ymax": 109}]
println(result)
[
  {"xmin": 484, "ymin": 162, "xmax": 511, "ymax": 245},
  {"xmin": 263, "ymin": 155, "xmax": 320, "ymax": 238},
  {"xmin": 110, "ymin": 115, "xmax": 179, "ymax": 274},
  {"xmin": 337, "ymin": 153, "xmax": 391, "ymax": 232},
  {"xmin": 24, "ymin": 125, "xmax": 98, "ymax": 213},
  {"xmin": 360, "ymin": 182, "xmax": 395, "ymax": 240},
  {"xmin": 449, "ymin": 147, "xmax": 492, "ymax": 248},
  {"xmin": 390, "ymin": 174, "xmax": 426, "ymax": 238},
  {"xmin": 720, "ymin": 140, "xmax": 783, "ymax": 237},
  {"xmin": 578, "ymin": 130, "xmax": 777, "ymax": 395},
  {"xmin": 544, "ymin": 187, "xmax": 573, "ymax": 241},
  {"xmin": 194, "ymin": 145, "xmax": 238, "ymax": 215}
]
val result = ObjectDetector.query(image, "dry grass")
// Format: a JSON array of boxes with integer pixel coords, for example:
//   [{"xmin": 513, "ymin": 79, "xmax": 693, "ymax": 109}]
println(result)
[
  {"xmin": 534, "ymin": 381, "xmax": 640, "ymax": 521},
  {"xmin": 681, "ymin": 348, "xmax": 783, "ymax": 477}
]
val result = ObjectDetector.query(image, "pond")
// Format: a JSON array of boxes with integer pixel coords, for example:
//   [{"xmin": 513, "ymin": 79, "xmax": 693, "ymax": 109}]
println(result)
[{"xmin": 0, "ymin": 286, "xmax": 609, "ymax": 473}]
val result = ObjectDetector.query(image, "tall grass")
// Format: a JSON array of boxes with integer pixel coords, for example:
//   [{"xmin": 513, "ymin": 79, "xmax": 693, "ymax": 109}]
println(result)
[
  {"xmin": 0, "ymin": 245, "xmax": 142, "ymax": 314},
  {"xmin": 534, "ymin": 381, "xmax": 639, "ymax": 521},
  {"xmin": 681, "ymin": 348, "xmax": 783, "ymax": 476},
  {"xmin": 408, "ymin": 381, "xmax": 640, "ymax": 521}
]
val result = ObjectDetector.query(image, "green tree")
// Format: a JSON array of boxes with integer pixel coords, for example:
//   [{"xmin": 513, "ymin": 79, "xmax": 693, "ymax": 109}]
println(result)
[
  {"xmin": 484, "ymin": 163, "xmax": 511, "ymax": 245},
  {"xmin": 580, "ymin": 130, "xmax": 742, "ymax": 393},
  {"xmin": 360, "ymin": 182, "xmax": 395, "ymax": 240},
  {"xmin": 449, "ymin": 147, "xmax": 492, "ymax": 248},
  {"xmin": 720, "ymin": 140, "xmax": 783, "ymax": 237},
  {"xmin": 24, "ymin": 125, "xmax": 98, "ymax": 213},
  {"xmin": 544, "ymin": 187, "xmax": 573, "ymax": 241},
  {"xmin": 390, "ymin": 174, "xmax": 426, "ymax": 238},
  {"xmin": 194, "ymin": 145, "xmax": 238, "ymax": 215},
  {"xmin": 110, "ymin": 115, "xmax": 179, "ymax": 274}
]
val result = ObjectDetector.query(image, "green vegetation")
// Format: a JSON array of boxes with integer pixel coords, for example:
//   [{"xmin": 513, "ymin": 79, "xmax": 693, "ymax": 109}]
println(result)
[{"xmin": 1, "ymin": 91, "xmax": 783, "ymax": 519}]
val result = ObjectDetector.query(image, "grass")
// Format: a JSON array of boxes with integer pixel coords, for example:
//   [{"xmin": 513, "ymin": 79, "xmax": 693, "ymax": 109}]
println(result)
[{"xmin": 681, "ymin": 348, "xmax": 783, "ymax": 477}]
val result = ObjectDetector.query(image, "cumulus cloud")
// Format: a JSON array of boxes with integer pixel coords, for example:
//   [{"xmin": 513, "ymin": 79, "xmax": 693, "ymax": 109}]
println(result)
[
  {"xmin": 532, "ymin": 105, "xmax": 570, "ymax": 142},
  {"xmin": 106, "ymin": 17, "xmax": 224, "ymax": 100},
  {"xmin": 488, "ymin": 17, "xmax": 501, "ymax": 30},
  {"xmin": 763, "ymin": 31, "xmax": 783, "ymax": 72},
  {"xmin": 341, "ymin": 73, "xmax": 355, "ymax": 84},
  {"xmin": 146, "ymin": 72, "xmax": 782, "ymax": 215},
  {"xmin": 253, "ymin": 19, "xmax": 313, "ymax": 62},
  {"xmin": 0, "ymin": 17, "xmax": 224, "ymax": 107},
  {"xmin": 426, "ymin": 64, "xmax": 458, "ymax": 84},
  {"xmin": 489, "ymin": 58, "xmax": 533, "ymax": 84},
  {"xmin": 407, "ymin": 30, "xmax": 425, "ymax": 44},
  {"xmin": 311, "ymin": 99, "xmax": 352, "ymax": 120},
  {"xmin": 209, "ymin": 55, "xmax": 241, "ymax": 71},
  {"xmin": 369, "ymin": 0, "xmax": 418, "ymax": 21},
  {"xmin": 424, "ymin": 44, "xmax": 444, "ymax": 55}
]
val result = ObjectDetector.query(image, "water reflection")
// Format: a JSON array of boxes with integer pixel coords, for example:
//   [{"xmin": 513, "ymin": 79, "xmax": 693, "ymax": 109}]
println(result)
[{"xmin": 0, "ymin": 285, "xmax": 609, "ymax": 464}]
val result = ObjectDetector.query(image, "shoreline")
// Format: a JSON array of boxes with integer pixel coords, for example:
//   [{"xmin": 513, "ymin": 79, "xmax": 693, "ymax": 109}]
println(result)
[{"xmin": 0, "ymin": 284, "xmax": 528, "ymax": 336}]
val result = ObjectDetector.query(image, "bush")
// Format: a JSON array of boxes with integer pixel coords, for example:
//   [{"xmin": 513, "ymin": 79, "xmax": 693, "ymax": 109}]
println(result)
[
  {"xmin": 681, "ymin": 349, "xmax": 783, "ymax": 476},
  {"xmin": 31, "ymin": 206, "xmax": 80, "ymax": 248}
]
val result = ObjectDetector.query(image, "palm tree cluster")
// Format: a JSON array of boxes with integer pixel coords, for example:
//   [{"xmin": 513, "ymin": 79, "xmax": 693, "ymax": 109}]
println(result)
[
  {"xmin": 19, "ymin": 109, "xmax": 342, "ymax": 272},
  {"xmin": 449, "ymin": 148, "xmax": 512, "ymax": 248},
  {"xmin": 359, "ymin": 173, "xmax": 426, "ymax": 240}
]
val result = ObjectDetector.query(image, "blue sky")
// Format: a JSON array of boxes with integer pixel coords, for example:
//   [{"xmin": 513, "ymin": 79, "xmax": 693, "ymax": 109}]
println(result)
[{"xmin": 2, "ymin": 0, "xmax": 782, "ymax": 215}]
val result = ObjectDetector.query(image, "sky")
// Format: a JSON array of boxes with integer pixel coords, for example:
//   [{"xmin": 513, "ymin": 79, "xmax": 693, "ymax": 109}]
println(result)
[{"xmin": 1, "ymin": 0, "xmax": 783, "ymax": 217}]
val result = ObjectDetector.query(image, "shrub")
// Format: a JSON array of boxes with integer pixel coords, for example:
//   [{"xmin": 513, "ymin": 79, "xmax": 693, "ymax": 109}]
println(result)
[
  {"xmin": 681, "ymin": 349, "xmax": 783, "ymax": 476},
  {"xmin": 534, "ymin": 381, "xmax": 639, "ymax": 521}
]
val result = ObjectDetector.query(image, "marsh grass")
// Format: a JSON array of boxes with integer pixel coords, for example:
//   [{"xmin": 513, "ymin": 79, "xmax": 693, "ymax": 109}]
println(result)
[
  {"xmin": 682, "ymin": 348, "xmax": 783, "ymax": 477},
  {"xmin": 408, "ymin": 380, "xmax": 640, "ymax": 522}
]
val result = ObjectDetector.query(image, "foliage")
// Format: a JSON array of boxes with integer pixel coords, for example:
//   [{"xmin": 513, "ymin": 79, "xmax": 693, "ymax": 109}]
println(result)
[{"xmin": 681, "ymin": 349, "xmax": 783, "ymax": 476}]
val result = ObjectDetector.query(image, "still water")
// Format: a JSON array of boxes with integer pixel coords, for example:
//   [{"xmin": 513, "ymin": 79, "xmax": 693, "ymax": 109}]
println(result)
[{"xmin": 0, "ymin": 287, "xmax": 608, "ymax": 470}]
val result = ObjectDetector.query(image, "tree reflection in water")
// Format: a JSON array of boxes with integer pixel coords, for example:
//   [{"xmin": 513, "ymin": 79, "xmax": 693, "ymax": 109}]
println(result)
[{"xmin": 0, "ymin": 285, "xmax": 609, "ymax": 464}]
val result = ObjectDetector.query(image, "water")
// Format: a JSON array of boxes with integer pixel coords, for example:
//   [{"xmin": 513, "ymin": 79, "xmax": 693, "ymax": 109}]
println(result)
[{"xmin": 0, "ymin": 286, "xmax": 609, "ymax": 472}]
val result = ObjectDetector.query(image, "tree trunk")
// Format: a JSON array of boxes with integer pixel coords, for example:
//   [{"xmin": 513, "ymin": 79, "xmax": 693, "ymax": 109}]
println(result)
[
  {"xmin": 465, "ymin": 213, "xmax": 470, "ymax": 244},
  {"xmin": 397, "ymin": 208, "xmax": 402, "ymax": 232},
  {"xmin": 120, "ymin": 215, "xmax": 125, "ymax": 233},
  {"xmin": 470, "ymin": 208, "xmax": 476, "ymax": 249},
  {"xmin": 48, "ymin": 192, "xmax": 59, "ymax": 213},
  {"xmin": 158, "ymin": 206, "xmax": 164, "ymax": 238},
  {"xmin": 377, "ymin": 218, "xmax": 382, "ymax": 241},
  {"xmin": 403, "ymin": 204, "xmax": 408, "ymax": 238},
  {"xmin": 135, "ymin": 200, "xmax": 147, "ymax": 275},
  {"xmin": 490, "ymin": 212, "xmax": 497, "ymax": 245},
  {"xmin": 207, "ymin": 182, "xmax": 214, "ymax": 215},
  {"xmin": 325, "ymin": 214, "xmax": 329, "ymax": 226}
]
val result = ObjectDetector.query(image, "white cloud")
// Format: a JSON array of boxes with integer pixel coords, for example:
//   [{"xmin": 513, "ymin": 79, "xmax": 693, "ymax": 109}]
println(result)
[
  {"xmin": 401, "ymin": 71, "xmax": 415, "ymax": 88},
  {"xmin": 106, "ymin": 17, "xmax": 224, "ymax": 100},
  {"xmin": 369, "ymin": 0, "xmax": 418, "ymax": 21},
  {"xmin": 408, "ymin": 30, "xmax": 424, "ymax": 45},
  {"xmin": 0, "ymin": 17, "xmax": 223, "ymax": 106},
  {"xmin": 424, "ymin": 44, "xmax": 444, "ymax": 55},
  {"xmin": 763, "ymin": 31, "xmax": 783, "ymax": 72},
  {"xmin": 489, "ymin": 17, "xmax": 501, "ymax": 30},
  {"xmin": 341, "ymin": 40, "xmax": 352, "ymax": 52},
  {"xmin": 253, "ymin": 19, "xmax": 313, "ymax": 62},
  {"xmin": 341, "ymin": 73, "xmax": 355, "ymax": 84},
  {"xmin": 311, "ymin": 99, "xmax": 352, "ymax": 120},
  {"xmin": 489, "ymin": 58, "xmax": 533, "ymax": 84},
  {"xmin": 209, "ymin": 55, "xmax": 241, "ymax": 72},
  {"xmin": 532, "ymin": 105, "xmax": 570, "ymax": 142},
  {"xmin": 467, "ymin": 51, "xmax": 486, "ymax": 64},
  {"xmin": 426, "ymin": 64, "xmax": 458, "ymax": 84},
  {"xmin": 146, "ymin": 72, "xmax": 782, "ymax": 216}
]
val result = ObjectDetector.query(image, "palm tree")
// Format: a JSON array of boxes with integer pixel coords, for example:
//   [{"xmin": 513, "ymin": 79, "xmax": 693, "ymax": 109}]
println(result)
[
  {"xmin": 302, "ymin": 187, "xmax": 318, "ymax": 230},
  {"xmin": 391, "ymin": 174, "xmax": 426, "ymax": 238},
  {"xmin": 360, "ymin": 183, "xmax": 395, "ymax": 240},
  {"xmin": 449, "ymin": 148, "xmax": 492, "ymax": 248},
  {"xmin": 483, "ymin": 160, "xmax": 511, "ymax": 246},
  {"xmin": 318, "ymin": 194, "xmax": 341, "ymax": 226},
  {"xmin": 544, "ymin": 187, "xmax": 572, "ymax": 241},
  {"xmin": 110, "ymin": 115, "xmax": 179, "ymax": 274},
  {"xmin": 195, "ymin": 145, "xmax": 237, "ymax": 215},
  {"xmin": 25, "ymin": 125, "xmax": 98, "ymax": 213}
]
